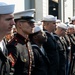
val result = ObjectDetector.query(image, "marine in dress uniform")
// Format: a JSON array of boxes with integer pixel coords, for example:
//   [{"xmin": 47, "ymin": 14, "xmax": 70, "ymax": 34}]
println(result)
[
  {"xmin": 0, "ymin": 2, "xmax": 15, "ymax": 75},
  {"xmin": 6, "ymin": 11, "xmax": 35, "ymax": 75},
  {"xmin": 29, "ymin": 26, "xmax": 50, "ymax": 75}
]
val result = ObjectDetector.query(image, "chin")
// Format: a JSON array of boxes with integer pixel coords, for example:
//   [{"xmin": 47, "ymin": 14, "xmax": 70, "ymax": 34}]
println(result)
[{"xmin": 30, "ymin": 31, "xmax": 33, "ymax": 34}]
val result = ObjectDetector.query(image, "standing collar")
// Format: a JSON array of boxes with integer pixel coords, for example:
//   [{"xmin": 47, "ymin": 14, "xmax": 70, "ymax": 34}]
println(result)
[{"xmin": 16, "ymin": 33, "xmax": 29, "ymax": 43}]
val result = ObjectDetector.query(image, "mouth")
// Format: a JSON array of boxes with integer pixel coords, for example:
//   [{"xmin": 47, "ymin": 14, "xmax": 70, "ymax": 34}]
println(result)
[{"xmin": 8, "ymin": 27, "xmax": 12, "ymax": 31}]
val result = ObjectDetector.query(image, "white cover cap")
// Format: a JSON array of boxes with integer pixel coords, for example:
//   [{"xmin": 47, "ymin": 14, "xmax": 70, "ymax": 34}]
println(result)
[
  {"xmin": 56, "ymin": 19, "xmax": 61, "ymax": 23},
  {"xmin": 57, "ymin": 23, "xmax": 68, "ymax": 30},
  {"xmin": 42, "ymin": 15, "xmax": 56, "ymax": 22},
  {"xmin": 0, "ymin": 2, "xmax": 15, "ymax": 14},
  {"xmin": 14, "ymin": 9, "xmax": 35, "ymax": 19},
  {"xmin": 71, "ymin": 16, "xmax": 75, "ymax": 21},
  {"xmin": 33, "ymin": 25, "xmax": 42, "ymax": 33},
  {"xmin": 68, "ymin": 24, "xmax": 75, "ymax": 29}
]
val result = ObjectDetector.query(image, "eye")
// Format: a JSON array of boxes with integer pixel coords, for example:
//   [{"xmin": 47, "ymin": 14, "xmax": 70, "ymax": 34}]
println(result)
[
  {"xmin": 6, "ymin": 18, "xmax": 13, "ymax": 21},
  {"xmin": 53, "ymin": 23, "xmax": 56, "ymax": 24}
]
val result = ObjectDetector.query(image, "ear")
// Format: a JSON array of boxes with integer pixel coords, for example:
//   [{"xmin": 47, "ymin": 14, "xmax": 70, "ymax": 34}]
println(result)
[{"xmin": 19, "ymin": 22, "xmax": 22, "ymax": 27}]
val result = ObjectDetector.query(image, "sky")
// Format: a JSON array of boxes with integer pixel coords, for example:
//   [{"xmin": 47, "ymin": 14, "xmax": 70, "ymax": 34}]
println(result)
[{"xmin": 0, "ymin": 0, "xmax": 25, "ymax": 13}]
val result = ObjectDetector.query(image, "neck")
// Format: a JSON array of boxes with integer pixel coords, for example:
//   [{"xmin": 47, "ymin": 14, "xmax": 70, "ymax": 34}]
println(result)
[
  {"xmin": 17, "ymin": 30, "xmax": 29, "ymax": 39},
  {"xmin": 33, "ymin": 41, "xmax": 42, "ymax": 48},
  {"xmin": 55, "ymin": 30, "xmax": 61, "ymax": 37},
  {"xmin": 45, "ymin": 29, "xmax": 52, "ymax": 33},
  {"xmin": 0, "ymin": 34, "xmax": 5, "ymax": 41}
]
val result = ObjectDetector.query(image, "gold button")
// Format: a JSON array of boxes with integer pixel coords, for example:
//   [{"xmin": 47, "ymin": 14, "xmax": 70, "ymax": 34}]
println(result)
[
  {"xmin": 30, "ymin": 66, "xmax": 31, "ymax": 69},
  {"xmin": 29, "ymin": 72, "xmax": 31, "ymax": 74},
  {"xmin": 24, "ymin": 59, "xmax": 27, "ymax": 62},
  {"xmin": 30, "ymin": 55, "xmax": 32, "ymax": 58},
  {"xmin": 29, "ymin": 50, "xmax": 31, "ymax": 52},
  {"xmin": 25, "ymin": 39, "xmax": 26, "ymax": 42},
  {"xmin": 15, "ymin": 39, "xmax": 17, "ymax": 41},
  {"xmin": 30, "ymin": 61, "xmax": 32, "ymax": 64}
]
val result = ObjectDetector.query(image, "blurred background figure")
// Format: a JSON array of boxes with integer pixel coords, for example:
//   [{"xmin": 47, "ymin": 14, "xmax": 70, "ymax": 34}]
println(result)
[
  {"xmin": 11, "ymin": 25, "xmax": 17, "ymax": 38},
  {"xmin": 35, "ymin": 21, "xmax": 43, "ymax": 30},
  {"xmin": 4, "ymin": 25, "xmax": 17, "ymax": 44},
  {"xmin": 4, "ymin": 33, "xmax": 13, "ymax": 44},
  {"xmin": 56, "ymin": 19, "xmax": 61, "ymax": 25},
  {"xmin": 67, "ymin": 24, "xmax": 75, "ymax": 34},
  {"xmin": 71, "ymin": 16, "xmax": 75, "ymax": 25},
  {"xmin": 65, "ymin": 24, "xmax": 75, "ymax": 75}
]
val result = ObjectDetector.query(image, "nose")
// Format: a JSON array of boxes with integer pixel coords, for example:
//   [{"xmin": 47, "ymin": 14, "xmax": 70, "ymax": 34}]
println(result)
[
  {"xmin": 11, "ymin": 19, "xmax": 15, "ymax": 26},
  {"xmin": 13, "ymin": 19, "xmax": 15, "ymax": 25},
  {"xmin": 31, "ymin": 23, "xmax": 35, "ymax": 28}
]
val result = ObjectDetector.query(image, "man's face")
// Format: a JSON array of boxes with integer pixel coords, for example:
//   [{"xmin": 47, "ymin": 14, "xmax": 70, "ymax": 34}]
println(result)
[
  {"xmin": 19, "ymin": 21, "xmax": 35, "ymax": 35},
  {"xmin": 43, "ymin": 21, "xmax": 56, "ymax": 32},
  {"xmin": 34, "ymin": 31, "xmax": 47, "ymax": 43},
  {"xmin": 67, "ymin": 28, "xmax": 75, "ymax": 34},
  {"xmin": 0, "ymin": 14, "xmax": 15, "ymax": 35},
  {"xmin": 60, "ymin": 28, "xmax": 66, "ymax": 36},
  {"xmin": 72, "ymin": 20, "xmax": 75, "ymax": 25}
]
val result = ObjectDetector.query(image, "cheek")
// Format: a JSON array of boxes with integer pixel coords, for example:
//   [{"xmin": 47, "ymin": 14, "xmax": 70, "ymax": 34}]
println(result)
[
  {"xmin": 24, "ymin": 24, "xmax": 31, "ymax": 29},
  {"xmin": 27, "ymin": 25, "xmax": 31, "ymax": 29},
  {"xmin": 53, "ymin": 24, "xmax": 56, "ymax": 27},
  {"xmin": 24, "ymin": 25, "xmax": 32, "ymax": 32},
  {"xmin": 23, "ymin": 25, "xmax": 32, "ymax": 32},
  {"xmin": 73, "ymin": 21, "xmax": 75, "ymax": 24},
  {"xmin": 62, "ymin": 31, "xmax": 65, "ymax": 34},
  {"xmin": 48, "ymin": 25, "xmax": 51, "ymax": 28},
  {"xmin": 2, "ymin": 21, "xmax": 9, "ymax": 27},
  {"xmin": 0, "ymin": 22, "xmax": 8, "ymax": 30}
]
